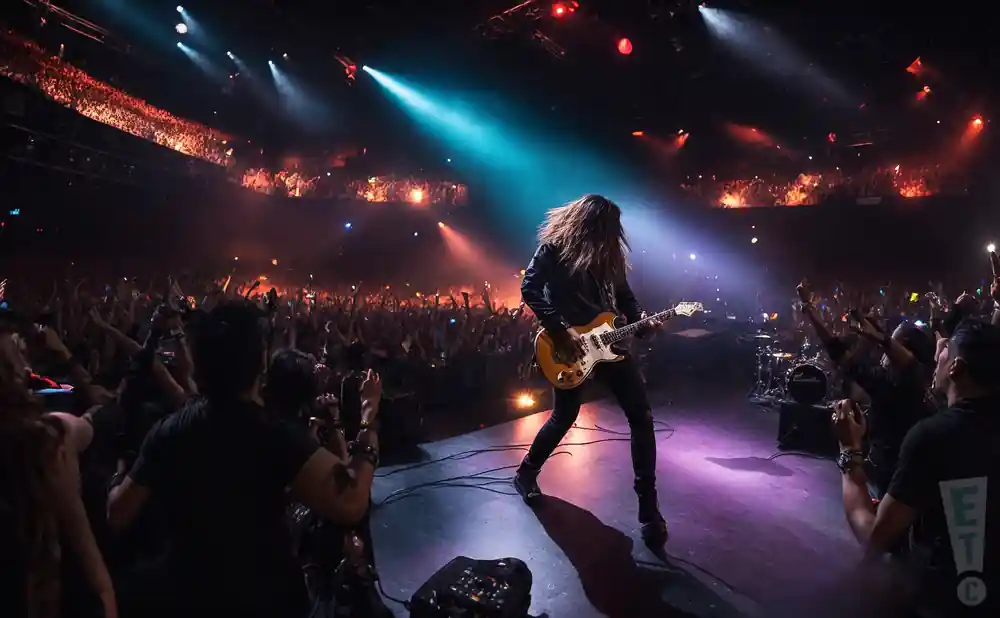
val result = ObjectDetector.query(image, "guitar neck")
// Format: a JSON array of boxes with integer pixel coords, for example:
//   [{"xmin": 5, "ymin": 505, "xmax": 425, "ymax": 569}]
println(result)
[{"xmin": 605, "ymin": 308, "xmax": 676, "ymax": 344}]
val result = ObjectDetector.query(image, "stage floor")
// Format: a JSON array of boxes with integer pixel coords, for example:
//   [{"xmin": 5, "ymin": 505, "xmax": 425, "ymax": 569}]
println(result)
[{"xmin": 370, "ymin": 389, "xmax": 859, "ymax": 618}]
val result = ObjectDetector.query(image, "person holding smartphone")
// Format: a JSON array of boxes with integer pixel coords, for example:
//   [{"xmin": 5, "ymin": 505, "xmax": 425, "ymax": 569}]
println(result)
[
  {"xmin": 797, "ymin": 281, "xmax": 936, "ymax": 498},
  {"xmin": 107, "ymin": 301, "xmax": 382, "ymax": 618}
]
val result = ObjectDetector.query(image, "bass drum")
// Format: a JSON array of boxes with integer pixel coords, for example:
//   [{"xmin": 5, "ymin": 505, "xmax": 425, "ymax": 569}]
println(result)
[{"xmin": 786, "ymin": 363, "xmax": 828, "ymax": 406}]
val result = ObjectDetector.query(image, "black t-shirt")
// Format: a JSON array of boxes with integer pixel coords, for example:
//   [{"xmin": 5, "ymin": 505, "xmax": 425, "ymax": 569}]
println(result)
[
  {"xmin": 128, "ymin": 397, "xmax": 318, "ymax": 616},
  {"xmin": 887, "ymin": 395, "xmax": 1000, "ymax": 616},
  {"xmin": 844, "ymin": 358, "xmax": 932, "ymax": 486}
]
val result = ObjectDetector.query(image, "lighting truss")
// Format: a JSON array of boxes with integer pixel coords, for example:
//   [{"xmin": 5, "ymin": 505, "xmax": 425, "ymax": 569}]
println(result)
[{"xmin": 476, "ymin": 0, "xmax": 570, "ymax": 58}]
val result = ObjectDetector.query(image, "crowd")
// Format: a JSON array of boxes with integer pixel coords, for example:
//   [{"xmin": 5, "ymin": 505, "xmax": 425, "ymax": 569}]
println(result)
[
  {"xmin": 240, "ymin": 168, "xmax": 320, "ymax": 198},
  {"xmin": 683, "ymin": 164, "xmax": 957, "ymax": 208},
  {"xmin": 776, "ymin": 272, "xmax": 999, "ymax": 618},
  {"xmin": 348, "ymin": 176, "xmax": 469, "ymax": 206},
  {"xmin": 0, "ymin": 32, "xmax": 232, "ymax": 167},
  {"xmin": 238, "ymin": 170, "xmax": 470, "ymax": 203},
  {"xmin": 2, "ymin": 255, "xmax": 999, "ymax": 617},
  {"xmin": 2, "ymin": 33, "xmax": 473, "ymax": 205},
  {"xmin": 0, "ymin": 272, "xmax": 541, "ymax": 617}
]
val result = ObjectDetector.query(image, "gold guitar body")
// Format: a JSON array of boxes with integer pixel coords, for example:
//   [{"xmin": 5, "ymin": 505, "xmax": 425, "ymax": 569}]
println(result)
[{"xmin": 534, "ymin": 312, "xmax": 624, "ymax": 390}]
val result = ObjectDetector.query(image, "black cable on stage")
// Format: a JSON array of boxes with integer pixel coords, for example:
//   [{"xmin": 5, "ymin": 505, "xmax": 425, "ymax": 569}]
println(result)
[
  {"xmin": 766, "ymin": 450, "xmax": 833, "ymax": 462},
  {"xmin": 369, "ymin": 420, "xmax": 751, "ymax": 610},
  {"xmin": 371, "ymin": 422, "xmax": 675, "ymax": 508},
  {"xmin": 634, "ymin": 555, "xmax": 747, "ymax": 601},
  {"xmin": 374, "ymin": 419, "xmax": 675, "ymax": 479},
  {"xmin": 375, "ymin": 576, "xmax": 411, "ymax": 610}
]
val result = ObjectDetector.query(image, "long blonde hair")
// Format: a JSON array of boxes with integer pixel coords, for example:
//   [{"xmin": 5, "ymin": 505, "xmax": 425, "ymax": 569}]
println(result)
[{"xmin": 537, "ymin": 194, "xmax": 630, "ymax": 281}]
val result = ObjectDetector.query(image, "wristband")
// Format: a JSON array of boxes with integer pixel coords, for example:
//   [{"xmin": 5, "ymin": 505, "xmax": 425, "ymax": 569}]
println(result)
[
  {"xmin": 349, "ymin": 442, "xmax": 379, "ymax": 468},
  {"xmin": 836, "ymin": 449, "xmax": 866, "ymax": 474},
  {"xmin": 108, "ymin": 471, "xmax": 128, "ymax": 491}
]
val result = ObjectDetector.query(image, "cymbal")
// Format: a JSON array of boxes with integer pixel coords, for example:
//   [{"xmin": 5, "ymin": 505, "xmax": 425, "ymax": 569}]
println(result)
[
  {"xmin": 751, "ymin": 334, "xmax": 773, "ymax": 340},
  {"xmin": 772, "ymin": 352, "xmax": 795, "ymax": 359}
]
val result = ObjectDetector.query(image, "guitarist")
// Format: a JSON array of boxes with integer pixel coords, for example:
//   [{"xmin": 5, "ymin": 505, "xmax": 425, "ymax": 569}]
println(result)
[{"xmin": 513, "ymin": 194, "xmax": 668, "ymax": 547}]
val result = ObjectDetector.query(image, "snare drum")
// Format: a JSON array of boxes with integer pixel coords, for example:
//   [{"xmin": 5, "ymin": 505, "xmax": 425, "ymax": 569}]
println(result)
[{"xmin": 786, "ymin": 363, "xmax": 828, "ymax": 406}]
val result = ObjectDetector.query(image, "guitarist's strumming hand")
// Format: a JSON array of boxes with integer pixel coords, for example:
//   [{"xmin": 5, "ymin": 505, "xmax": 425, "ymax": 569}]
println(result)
[{"xmin": 550, "ymin": 328, "xmax": 585, "ymax": 363}]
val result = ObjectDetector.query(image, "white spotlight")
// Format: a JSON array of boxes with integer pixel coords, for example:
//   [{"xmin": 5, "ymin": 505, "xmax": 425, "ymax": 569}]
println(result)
[
  {"xmin": 176, "ymin": 5, "xmax": 184, "ymax": 12},
  {"xmin": 988, "ymin": 243, "xmax": 996, "ymax": 253},
  {"xmin": 689, "ymin": 253, "xmax": 697, "ymax": 261},
  {"xmin": 176, "ymin": 42, "xmax": 182, "ymax": 48},
  {"xmin": 226, "ymin": 51, "xmax": 233, "ymax": 58},
  {"xmin": 175, "ymin": 23, "xmax": 188, "ymax": 34}
]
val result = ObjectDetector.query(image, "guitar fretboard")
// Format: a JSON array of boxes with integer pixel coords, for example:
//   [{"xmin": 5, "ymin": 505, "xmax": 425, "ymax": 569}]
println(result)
[{"xmin": 599, "ymin": 309, "xmax": 677, "ymax": 345}]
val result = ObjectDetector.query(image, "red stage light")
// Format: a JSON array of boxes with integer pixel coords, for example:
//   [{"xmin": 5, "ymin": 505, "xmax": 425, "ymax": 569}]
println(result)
[
  {"xmin": 617, "ymin": 38, "xmax": 633, "ymax": 56},
  {"xmin": 552, "ymin": 3, "xmax": 566, "ymax": 17}
]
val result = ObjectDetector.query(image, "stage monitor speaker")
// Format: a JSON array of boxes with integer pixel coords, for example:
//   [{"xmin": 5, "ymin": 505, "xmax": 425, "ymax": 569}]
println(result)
[{"xmin": 777, "ymin": 401, "xmax": 839, "ymax": 456}]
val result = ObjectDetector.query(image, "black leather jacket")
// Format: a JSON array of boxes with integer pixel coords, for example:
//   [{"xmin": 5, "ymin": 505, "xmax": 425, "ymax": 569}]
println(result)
[{"xmin": 520, "ymin": 243, "xmax": 644, "ymax": 333}]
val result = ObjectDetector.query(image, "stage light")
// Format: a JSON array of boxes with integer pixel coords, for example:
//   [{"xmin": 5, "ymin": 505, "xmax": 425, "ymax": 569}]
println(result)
[
  {"xmin": 751, "ymin": 237, "xmax": 758, "ymax": 244},
  {"xmin": 617, "ymin": 38, "xmax": 633, "ymax": 56},
  {"xmin": 973, "ymin": 116, "xmax": 984, "ymax": 127},
  {"xmin": 988, "ymin": 243, "xmax": 996, "ymax": 253},
  {"xmin": 268, "ymin": 60, "xmax": 274, "ymax": 66},
  {"xmin": 344, "ymin": 222, "xmax": 352, "ymax": 229},
  {"xmin": 552, "ymin": 3, "xmax": 567, "ymax": 17},
  {"xmin": 515, "ymin": 392, "xmax": 536, "ymax": 408},
  {"xmin": 175, "ymin": 23, "xmax": 188, "ymax": 34},
  {"xmin": 176, "ymin": 42, "xmax": 182, "ymax": 48},
  {"xmin": 227, "ymin": 51, "xmax": 233, "ymax": 58},
  {"xmin": 408, "ymin": 188, "xmax": 424, "ymax": 203},
  {"xmin": 438, "ymin": 221, "xmax": 444, "ymax": 228},
  {"xmin": 413, "ymin": 232, "xmax": 419, "ymax": 237},
  {"xmin": 234, "ymin": 256, "xmax": 239, "ymax": 261},
  {"xmin": 176, "ymin": 5, "xmax": 184, "ymax": 13},
  {"xmin": 271, "ymin": 259, "xmax": 278, "ymax": 266},
  {"xmin": 689, "ymin": 253, "xmax": 697, "ymax": 260},
  {"xmin": 631, "ymin": 130, "xmax": 644, "ymax": 137}
]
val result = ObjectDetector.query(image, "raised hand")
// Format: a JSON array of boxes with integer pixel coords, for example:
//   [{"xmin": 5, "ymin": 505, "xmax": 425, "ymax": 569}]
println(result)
[
  {"xmin": 795, "ymin": 279, "xmax": 812, "ymax": 304},
  {"xmin": 359, "ymin": 368, "xmax": 382, "ymax": 402}
]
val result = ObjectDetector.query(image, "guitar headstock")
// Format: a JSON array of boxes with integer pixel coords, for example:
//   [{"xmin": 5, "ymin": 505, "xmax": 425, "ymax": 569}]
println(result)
[{"xmin": 674, "ymin": 301, "xmax": 704, "ymax": 317}]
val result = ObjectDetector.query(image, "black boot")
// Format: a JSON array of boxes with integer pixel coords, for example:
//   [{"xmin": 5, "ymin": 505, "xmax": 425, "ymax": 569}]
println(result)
[
  {"xmin": 637, "ymin": 490, "xmax": 668, "ymax": 547},
  {"xmin": 512, "ymin": 458, "xmax": 542, "ymax": 504}
]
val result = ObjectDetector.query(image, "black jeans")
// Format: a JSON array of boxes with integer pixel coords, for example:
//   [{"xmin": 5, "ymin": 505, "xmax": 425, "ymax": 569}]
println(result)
[{"xmin": 524, "ymin": 356, "xmax": 658, "ymax": 497}]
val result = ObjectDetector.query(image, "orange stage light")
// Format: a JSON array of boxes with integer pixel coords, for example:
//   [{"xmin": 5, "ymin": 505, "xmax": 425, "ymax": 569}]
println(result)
[{"xmin": 515, "ymin": 392, "xmax": 536, "ymax": 409}]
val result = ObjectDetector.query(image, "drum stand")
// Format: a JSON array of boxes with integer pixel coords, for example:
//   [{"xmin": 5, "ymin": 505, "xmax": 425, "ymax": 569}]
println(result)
[{"xmin": 748, "ymin": 342, "xmax": 785, "ymax": 404}]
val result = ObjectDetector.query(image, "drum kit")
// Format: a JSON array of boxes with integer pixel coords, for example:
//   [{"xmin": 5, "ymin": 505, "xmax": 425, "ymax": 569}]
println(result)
[{"xmin": 747, "ymin": 332, "xmax": 837, "ymax": 407}]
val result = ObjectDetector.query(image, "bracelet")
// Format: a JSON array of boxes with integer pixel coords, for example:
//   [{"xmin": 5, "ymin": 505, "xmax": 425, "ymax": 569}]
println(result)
[
  {"xmin": 108, "ymin": 471, "xmax": 128, "ymax": 491},
  {"xmin": 349, "ymin": 442, "xmax": 379, "ymax": 467},
  {"xmin": 836, "ymin": 449, "xmax": 866, "ymax": 474}
]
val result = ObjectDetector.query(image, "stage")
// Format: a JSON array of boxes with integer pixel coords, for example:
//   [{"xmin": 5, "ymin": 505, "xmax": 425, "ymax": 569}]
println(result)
[{"xmin": 370, "ymin": 387, "xmax": 859, "ymax": 618}]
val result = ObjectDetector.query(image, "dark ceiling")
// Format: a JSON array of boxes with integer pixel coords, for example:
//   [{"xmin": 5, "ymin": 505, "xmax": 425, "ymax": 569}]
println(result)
[{"xmin": 4, "ymin": 0, "xmax": 998, "ymax": 174}]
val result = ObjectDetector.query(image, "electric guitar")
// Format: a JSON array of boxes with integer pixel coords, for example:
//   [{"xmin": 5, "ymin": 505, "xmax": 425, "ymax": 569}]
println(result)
[{"xmin": 534, "ymin": 302, "xmax": 704, "ymax": 390}]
